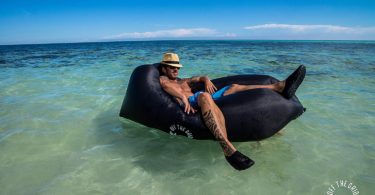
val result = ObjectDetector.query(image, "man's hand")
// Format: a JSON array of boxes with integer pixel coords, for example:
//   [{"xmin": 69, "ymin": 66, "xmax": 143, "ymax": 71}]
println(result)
[
  {"xmin": 187, "ymin": 76, "xmax": 217, "ymax": 94},
  {"xmin": 204, "ymin": 77, "xmax": 217, "ymax": 94},
  {"xmin": 181, "ymin": 96, "xmax": 196, "ymax": 114}
]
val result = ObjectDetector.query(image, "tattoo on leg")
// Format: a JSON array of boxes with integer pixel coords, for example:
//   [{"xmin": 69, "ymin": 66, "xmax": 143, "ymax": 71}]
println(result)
[
  {"xmin": 202, "ymin": 110, "xmax": 223, "ymax": 140},
  {"xmin": 203, "ymin": 110, "xmax": 233, "ymax": 156},
  {"xmin": 219, "ymin": 141, "xmax": 232, "ymax": 156}
]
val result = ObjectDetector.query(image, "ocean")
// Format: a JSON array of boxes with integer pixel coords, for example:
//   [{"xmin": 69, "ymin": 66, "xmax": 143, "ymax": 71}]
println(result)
[{"xmin": 0, "ymin": 40, "xmax": 374, "ymax": 194}]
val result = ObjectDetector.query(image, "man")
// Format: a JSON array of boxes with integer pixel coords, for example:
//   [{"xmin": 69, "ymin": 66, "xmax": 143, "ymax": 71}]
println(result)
[{"xmin": 159, "ymin": 52, "xmax": 306, "ymax": 170}]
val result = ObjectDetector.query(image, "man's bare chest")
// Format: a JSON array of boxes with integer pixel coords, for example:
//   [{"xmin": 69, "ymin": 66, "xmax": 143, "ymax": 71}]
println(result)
[{"xmin": 177, "ymin": 80, "xmax": 192, "ymax": 92}]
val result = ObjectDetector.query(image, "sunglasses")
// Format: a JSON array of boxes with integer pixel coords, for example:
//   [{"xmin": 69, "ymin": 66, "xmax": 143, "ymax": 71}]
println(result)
[{"xmin": 167, "ymin": 66, "xmax": 180, "ymax": 70}]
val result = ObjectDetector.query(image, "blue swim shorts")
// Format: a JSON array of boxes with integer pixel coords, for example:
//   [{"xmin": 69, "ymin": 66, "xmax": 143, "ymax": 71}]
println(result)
[{"xmin": 188, "ymin": 85, "xmax": 231, "ymax": 107}]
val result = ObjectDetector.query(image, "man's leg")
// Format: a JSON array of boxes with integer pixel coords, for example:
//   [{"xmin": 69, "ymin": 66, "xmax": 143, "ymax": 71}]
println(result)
[
  {"xmin": 198, "ymin": 92, "xmax": 254, "ymax": 170},
  {"xmin": 223, "ymin": 83, "xmax": 284, "ymax": 96},
  {"xmin": 223, "ymin": 65, "xmax": 306, "ymax": 98},
  {"xmin": 198, "ymin": 92, "xmax": 235, "ymax": 156}
]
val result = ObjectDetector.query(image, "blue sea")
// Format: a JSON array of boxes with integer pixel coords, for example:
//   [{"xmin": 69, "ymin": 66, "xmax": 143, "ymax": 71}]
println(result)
[{"xmin": 0, "ymin": 40, "xmax": 374, "ymax": 194}]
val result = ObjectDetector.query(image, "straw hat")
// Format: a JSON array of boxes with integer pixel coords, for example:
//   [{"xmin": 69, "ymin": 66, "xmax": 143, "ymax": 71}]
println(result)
[{"xmin": 160, "ymin": 53, "xmax": 183, "ymax": 68}]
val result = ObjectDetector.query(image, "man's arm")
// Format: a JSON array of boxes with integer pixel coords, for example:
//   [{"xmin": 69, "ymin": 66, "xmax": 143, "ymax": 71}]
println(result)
[
  {"xmin": 185, "ymin": 76, "xmax": 217, "ymax": 94},
  {"xmin": 160, "ymin": 76, "xmax": 196, "ymax": 114},
  {"xmin": 187, "ymin": 76, "xmax": 207, "ymax": 83}
]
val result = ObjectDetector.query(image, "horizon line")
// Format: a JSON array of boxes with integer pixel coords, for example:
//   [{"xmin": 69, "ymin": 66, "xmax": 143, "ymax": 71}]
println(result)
[{"xmin": 1, "ymin": 39, "xmax": 375, "ymax": 46}]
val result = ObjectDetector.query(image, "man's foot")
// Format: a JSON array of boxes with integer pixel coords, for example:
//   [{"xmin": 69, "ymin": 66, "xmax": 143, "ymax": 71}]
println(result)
[
  {"xmin": 225, "ymin": 151, "xmax": 255, "ymax": 171},
  {"xmin": 281, "ymin": 65, "xmax": 306, "ymax": 99}
]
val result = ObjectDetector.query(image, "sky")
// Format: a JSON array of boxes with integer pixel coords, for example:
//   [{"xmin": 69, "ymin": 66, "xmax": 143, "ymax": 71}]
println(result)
[{"xmin": 1, "ymin": 0, "xmax": 375, "ymax": 45}]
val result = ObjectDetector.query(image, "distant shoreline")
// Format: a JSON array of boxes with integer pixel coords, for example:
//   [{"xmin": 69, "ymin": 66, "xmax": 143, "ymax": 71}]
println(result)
[{"xmin": 1, "ymin": 39, "xmax": 375, "ymax": 47}]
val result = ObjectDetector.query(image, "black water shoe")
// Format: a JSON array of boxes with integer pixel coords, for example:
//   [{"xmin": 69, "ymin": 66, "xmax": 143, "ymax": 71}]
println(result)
[
  {"xmin": 282, "ymin": 65, "xmax": 306, "ymax": 99},
  {"xmin": 225, "ymin": 151, "xmax": 255, "ymax": 171}
]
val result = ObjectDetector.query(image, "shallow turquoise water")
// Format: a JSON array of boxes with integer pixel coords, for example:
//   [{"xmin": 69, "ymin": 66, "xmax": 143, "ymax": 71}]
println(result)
[{"xmin": 0, "ymin": 40, "xmax": 374, "ymax": 194}]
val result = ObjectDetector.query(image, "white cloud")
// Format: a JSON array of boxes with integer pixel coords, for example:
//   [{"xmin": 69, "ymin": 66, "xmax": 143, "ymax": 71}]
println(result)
[
  {"xmin": 105, "ymin": 28, "xmax": 217, "ymax": 39},
  {"xmin": 224, "ymin": 33, "xmax": 237, "ymax": 37},
  {"xmin": 244, "ymin": 23, "xmax": 375, "ymax": 34}
]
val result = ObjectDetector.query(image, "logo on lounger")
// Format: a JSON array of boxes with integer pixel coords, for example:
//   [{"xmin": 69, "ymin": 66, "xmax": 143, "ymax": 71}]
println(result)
[
  {"xmin": 169, "ymin": 124, "xmax": 194, "ymax": 139},
  {"xmin": 326, "ymin": 179, "xmax": 359, "ymax": 195}
]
